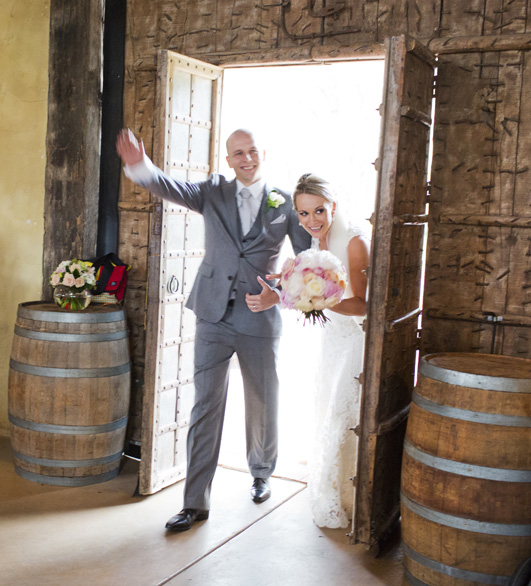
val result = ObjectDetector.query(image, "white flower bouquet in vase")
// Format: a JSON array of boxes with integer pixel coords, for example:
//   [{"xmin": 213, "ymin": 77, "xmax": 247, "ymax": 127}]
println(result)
[
  {"xmin": 278, "ymin": 249, "xmax": 347, "ymax": 326},
  {"xmin": 50, "ymin": 259, "xmax": 96, "ymax": 310}
]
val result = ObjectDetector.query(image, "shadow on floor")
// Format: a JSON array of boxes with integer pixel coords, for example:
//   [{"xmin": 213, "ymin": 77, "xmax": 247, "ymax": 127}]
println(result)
[{"xmin": 0, "ymin": 436, "xmax": 404, "ymax": 586}]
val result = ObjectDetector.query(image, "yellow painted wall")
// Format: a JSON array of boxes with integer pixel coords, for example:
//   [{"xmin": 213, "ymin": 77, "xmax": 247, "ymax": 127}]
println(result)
[{"xmin": 0, "ymin": 1, "xmax": 50, "ymax": 434}]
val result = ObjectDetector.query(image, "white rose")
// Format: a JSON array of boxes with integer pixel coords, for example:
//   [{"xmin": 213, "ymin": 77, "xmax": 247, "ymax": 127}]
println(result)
[
  {"xmin": 304, "ymin": 276, "xmax": 326, "ymax": 297},
  {"xmin": 295, "ymin": 297, "xmax": 313, "ymax": 312},
  {"xmin": 313, "ymin": 297, "xmax": 326, "ymax": 310}
]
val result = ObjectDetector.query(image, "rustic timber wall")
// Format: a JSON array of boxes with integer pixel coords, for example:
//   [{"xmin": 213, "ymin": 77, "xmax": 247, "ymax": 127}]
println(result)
[
  {"xmin": 422, "ymin": 49, "xmax": 531, "ymax": 359},
  {"xmin": 114, "ymin": 1, "xmax": 531, "ymax": 444}
]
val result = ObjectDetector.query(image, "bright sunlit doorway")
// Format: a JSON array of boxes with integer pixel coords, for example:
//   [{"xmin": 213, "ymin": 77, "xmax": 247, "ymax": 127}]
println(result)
[{"xmin": 217, "ymin": 60, "xmax": 385, "ymax": 482}]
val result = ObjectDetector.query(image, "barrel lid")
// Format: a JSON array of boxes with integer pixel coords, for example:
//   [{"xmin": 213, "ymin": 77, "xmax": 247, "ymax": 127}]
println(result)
[
  {"xmin": 17, "ymin": 301, "xmax": 126, "ymax": 323},
  {"xmin": 419, "ymin": 352, "xmax": 531, "ymax": 393}
]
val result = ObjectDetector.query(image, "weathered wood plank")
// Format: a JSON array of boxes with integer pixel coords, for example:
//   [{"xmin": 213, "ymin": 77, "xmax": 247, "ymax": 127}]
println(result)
[
  {"xmin": 428, "ymin": 32, "xmax": 531, "ymax": 53},
  {"xmin": 422, "ymin": 317, "xmax": 490, "ymax": 354},
  {"xmin": 157, "ymin": 1, "xmax": 188, "ymax": 54},
  {"xmin": 424, "ymin": 225, "xmax": 488, "ymax": 313},
  {"xmin": 378, "ymin": 0, "xmax": 441, "ymax": 40},
  {"xmin": 43, "ymin": 0, "xmax": 104, "ymax": 298},
  {"xmin": 179, "ymin": 0, "xmax": 219, "ymax": 54},
  {"xmin": 427, "ymin": 307, "xmax": 531, "ymax": 327},
  {"xmin": 506, "ymin": 227, "xmax": 531, "ymax": 317},
  {"xmin": 502, "ymin": 324, "xmax": 531, "ymax": 358},
  {"xmin": 281, "ymin": 0, "xmax": 322, "ymax": 43},
  {"xmin": 439, "ymin": 214, "xmax": 531, "ymax": 228},
  {"xmin": 439, "ymin": 0, "xmax": 491, "ymax": 37},
  {"xmin": 515, "ymin": 51, "xmax": 531, "ymax": 217},
  {"xmin": 430, "ymin": 54, "xmax": 498, "ymax": 218},
  {"xmin": 485, "ymin": 0, "xmax": 528, "ymax": 35}
]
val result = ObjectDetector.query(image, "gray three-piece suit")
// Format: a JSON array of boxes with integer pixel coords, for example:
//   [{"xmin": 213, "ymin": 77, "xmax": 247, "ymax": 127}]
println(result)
[{"xmin": 134, "ymin": 164, "xmax": 311, "ymax": 510}]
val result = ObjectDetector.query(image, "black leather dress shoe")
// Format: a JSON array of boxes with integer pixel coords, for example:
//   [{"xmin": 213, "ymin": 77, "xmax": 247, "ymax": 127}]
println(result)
[
  {"xmin": 251, "ymin": 478, "xmax": 271, "ymax": 503},
  {"xmin": 165, "ymin": 508, "xmax": 209, "ymax": 532}
]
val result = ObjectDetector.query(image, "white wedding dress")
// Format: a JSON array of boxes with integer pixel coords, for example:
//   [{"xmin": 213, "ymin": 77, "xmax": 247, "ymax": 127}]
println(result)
[{"xmin": 309, "ymin": 221, "xmax": 366, "ymax": 529}]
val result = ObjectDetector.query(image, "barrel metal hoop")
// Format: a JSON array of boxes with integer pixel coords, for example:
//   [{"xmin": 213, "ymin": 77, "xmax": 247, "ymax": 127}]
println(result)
[
  {"xmin": 412, "ymin": 392, "xmax": 531, "ymax": 428},
  {"xmin": 419, "ymin": 357, "xmax": 531, "ymax": 393},
  {"xmin": 403, "ymin": 569, "xmax": 430, "ymax": 586},
  {"xmin": 14, "ymin": 325, "xmax": 128, "ymax": 343},
  {"xmin": 12, "ymin": 449, "xmax": 123, "ymax": 468},
  {"xmin": 404, "ymin": 440, "xmax": 531, "ymax": 482},
  {"xmin": 18, "ymin": 304, "xmax": 125, "ymax": 324},
  {"xmin": 9, "ymin": 359, "xmax": 131, "ymax": 379},
  {"xmin": 401, "ymin": 491, "xmax": 531, "ymax": 536},
  {"xmin": 402, "ymin": 541, "xmax": 509, "ymax": 586},
  {"xmin": 9, "ymin": 413, "xmax": 128, "ymax": 435},
  {"xmin": 14, "ymin": 466, "xmax": 120, "ymax": 487}
]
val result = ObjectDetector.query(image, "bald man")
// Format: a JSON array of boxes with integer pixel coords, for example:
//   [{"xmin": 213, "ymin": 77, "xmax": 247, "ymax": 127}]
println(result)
[{"xmin": 117, "ymin": 128, "xmax": 310, "ymax": 531}]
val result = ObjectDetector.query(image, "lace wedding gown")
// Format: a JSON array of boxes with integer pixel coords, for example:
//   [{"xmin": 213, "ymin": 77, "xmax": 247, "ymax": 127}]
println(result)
[{"xmin": 309, "ymin": 224, "xmax": 365, "ymax": 529}]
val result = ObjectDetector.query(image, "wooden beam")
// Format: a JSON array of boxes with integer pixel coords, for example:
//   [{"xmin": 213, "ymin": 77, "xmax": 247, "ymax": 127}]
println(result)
[
  {"xmin": 428, "ymin": 33, "xmax": 531, "ymax": 54},
  {"xmin": 43, "ymin": 0, "xmax": 104, "ymax": 298},
  {"xmin": 438, "ymin": 214, "xmax": 531, "ymax": 228},
  {"xmin": 427, "ymin": 308, "xmax": 531, "ymax": 328},
  {"xmin": 211, "ymin": 33, "xmax": 531, "ymax": 69}
]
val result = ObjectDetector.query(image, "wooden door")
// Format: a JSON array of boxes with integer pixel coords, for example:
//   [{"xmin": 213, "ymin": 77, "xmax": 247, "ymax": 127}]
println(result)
[
  {"xmin": 352, "ymin": 35, "xmax": 436, "ymax": 549},
  {"xmin": 139, "ymin": 51, "xmax": 223, "ymax": 495}
]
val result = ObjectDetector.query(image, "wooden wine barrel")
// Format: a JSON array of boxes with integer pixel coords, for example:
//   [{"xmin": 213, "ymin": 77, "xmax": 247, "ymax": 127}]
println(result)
[
  {"xmin": 8, "ymin": 302, "xmax": 131, "ymax": 486},
  {"xmin": 401, "ymin": 352, "xmax": 531, "ymax": 586}
]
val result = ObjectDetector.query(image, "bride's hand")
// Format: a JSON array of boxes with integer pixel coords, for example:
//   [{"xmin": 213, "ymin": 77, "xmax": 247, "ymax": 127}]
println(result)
[
  {"xmin": 246, "ymin": 276, "xmax": 280, "ymax": 312},
  {"xmin": 265, "ymin": 272, "xmax": 281, "ymax": 281}
]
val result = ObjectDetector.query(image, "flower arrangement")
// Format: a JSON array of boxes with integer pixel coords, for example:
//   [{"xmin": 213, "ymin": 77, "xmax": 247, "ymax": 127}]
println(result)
[
  {"xmin": 50, "ymin": 259, "xmax": 96, "ymax": 310},
  {"xmin": 278, "ymin": 248, "xmax": 347, "ymax": 325},
  {"xmin": 267, "ymin": 189, "xmax": 286, "ymax": 209}
]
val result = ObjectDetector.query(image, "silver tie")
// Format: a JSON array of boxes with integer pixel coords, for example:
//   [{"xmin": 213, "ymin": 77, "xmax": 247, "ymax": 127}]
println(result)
[{"xmin": 239, "ymin": 187, "xmax": 253, "ymax": 234}]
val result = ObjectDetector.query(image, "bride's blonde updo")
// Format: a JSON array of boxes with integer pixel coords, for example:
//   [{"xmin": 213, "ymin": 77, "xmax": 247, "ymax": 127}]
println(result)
[{"xmin": 293, "ymin": 173, "xmax": 337, "ymax": 209}]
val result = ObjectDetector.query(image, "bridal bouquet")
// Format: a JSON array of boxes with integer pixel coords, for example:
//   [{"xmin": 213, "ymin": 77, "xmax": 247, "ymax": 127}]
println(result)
[{"xmin": 279, "ymin": 249, "xmax": 347, "ymax": 326}]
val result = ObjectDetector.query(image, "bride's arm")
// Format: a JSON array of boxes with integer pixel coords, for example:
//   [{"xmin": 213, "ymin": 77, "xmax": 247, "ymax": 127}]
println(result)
[{"xmin": 329, "ymin": 235, "xmax": 369, "ymax": 316}]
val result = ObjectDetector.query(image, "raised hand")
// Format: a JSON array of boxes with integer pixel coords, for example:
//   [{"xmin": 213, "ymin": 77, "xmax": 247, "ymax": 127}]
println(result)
[
  {"xmin": 116, "ymin": 128, "xmax": 145, "ymax": 166},
  {"xmin": 245, "ymin": 276, "xmax": 280, "ymax": 312}
]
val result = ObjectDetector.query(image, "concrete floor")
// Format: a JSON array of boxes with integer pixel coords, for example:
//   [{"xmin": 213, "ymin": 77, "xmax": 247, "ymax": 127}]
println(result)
[{"xmin": 0, "ymin": 436, "xmax": 404, "ymax": 586}]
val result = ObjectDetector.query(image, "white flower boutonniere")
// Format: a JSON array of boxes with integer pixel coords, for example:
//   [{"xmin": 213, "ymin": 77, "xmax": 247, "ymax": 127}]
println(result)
[{"xmin": 267, "ymin": 189, "xmax": 286, "ymax": 210}]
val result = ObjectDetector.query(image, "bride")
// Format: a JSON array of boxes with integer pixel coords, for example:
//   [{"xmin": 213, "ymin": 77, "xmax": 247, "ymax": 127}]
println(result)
[{"xmin": 291, "ymin": 173, "xmax": 370, "ymax": 528}]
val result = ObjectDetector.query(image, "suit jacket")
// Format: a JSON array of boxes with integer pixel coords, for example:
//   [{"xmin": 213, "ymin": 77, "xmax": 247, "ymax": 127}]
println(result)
[{"xmin": 138, "ymin": 166, "xmax": 311, "ymax": 337}]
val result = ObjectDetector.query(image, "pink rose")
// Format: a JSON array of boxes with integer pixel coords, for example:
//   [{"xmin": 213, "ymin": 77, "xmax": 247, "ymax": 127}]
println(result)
[
  {"xmin": 281, "ymin": 258, "xmax": 296, "ymax": 280},
  {"xmin": 63, "ymin": 273, "xmax": 75, "ymax": 287}
]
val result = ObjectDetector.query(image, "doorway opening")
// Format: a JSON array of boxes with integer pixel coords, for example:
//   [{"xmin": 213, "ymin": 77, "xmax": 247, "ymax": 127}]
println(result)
[{"xmin": 216, "ymin": 60, "xmax": 385, "ymax": 482}]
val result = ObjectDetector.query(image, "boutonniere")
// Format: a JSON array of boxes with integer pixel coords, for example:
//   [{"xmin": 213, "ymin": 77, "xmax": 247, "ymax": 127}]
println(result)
[{"xmin": 267, "ymin": 189, "xmax": 286, "ymax": 210}]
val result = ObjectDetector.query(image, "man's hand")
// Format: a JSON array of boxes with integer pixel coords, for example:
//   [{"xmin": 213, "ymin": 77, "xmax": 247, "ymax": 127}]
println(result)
[
  {"xmin": 116, "ymin": 128, "xmax": 145, "ymax": 166},
  {"xmin": 246, "ymin": 276, "xmax": 280, "ymax": 313}
]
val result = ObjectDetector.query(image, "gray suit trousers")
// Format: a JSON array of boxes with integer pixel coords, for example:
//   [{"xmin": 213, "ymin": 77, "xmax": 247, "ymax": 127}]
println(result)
[{"xmin": 183, "ymin": 307, "xmax": 280, "ymax": 511}]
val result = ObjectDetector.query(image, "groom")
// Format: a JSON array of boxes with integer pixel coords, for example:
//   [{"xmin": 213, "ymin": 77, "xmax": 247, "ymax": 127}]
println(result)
[{"xmin": 117, "ymin": 128, "xmax": 310, "ymax": 531}]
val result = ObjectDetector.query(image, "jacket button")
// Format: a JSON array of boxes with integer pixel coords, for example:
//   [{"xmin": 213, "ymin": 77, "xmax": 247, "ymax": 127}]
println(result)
[
  {"xmin": 228, "ymin": 276, "xmax": 233, "ymax": 280},
  {"xmin": 240, "ymin": 253, "xmax": 245, "ymax": 258}
]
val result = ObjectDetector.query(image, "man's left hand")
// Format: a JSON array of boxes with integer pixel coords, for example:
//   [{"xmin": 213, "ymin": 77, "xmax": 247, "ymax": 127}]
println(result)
[{"xmin": 246, "ymin": 276, "xmax": 280, "ymax": 312}]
